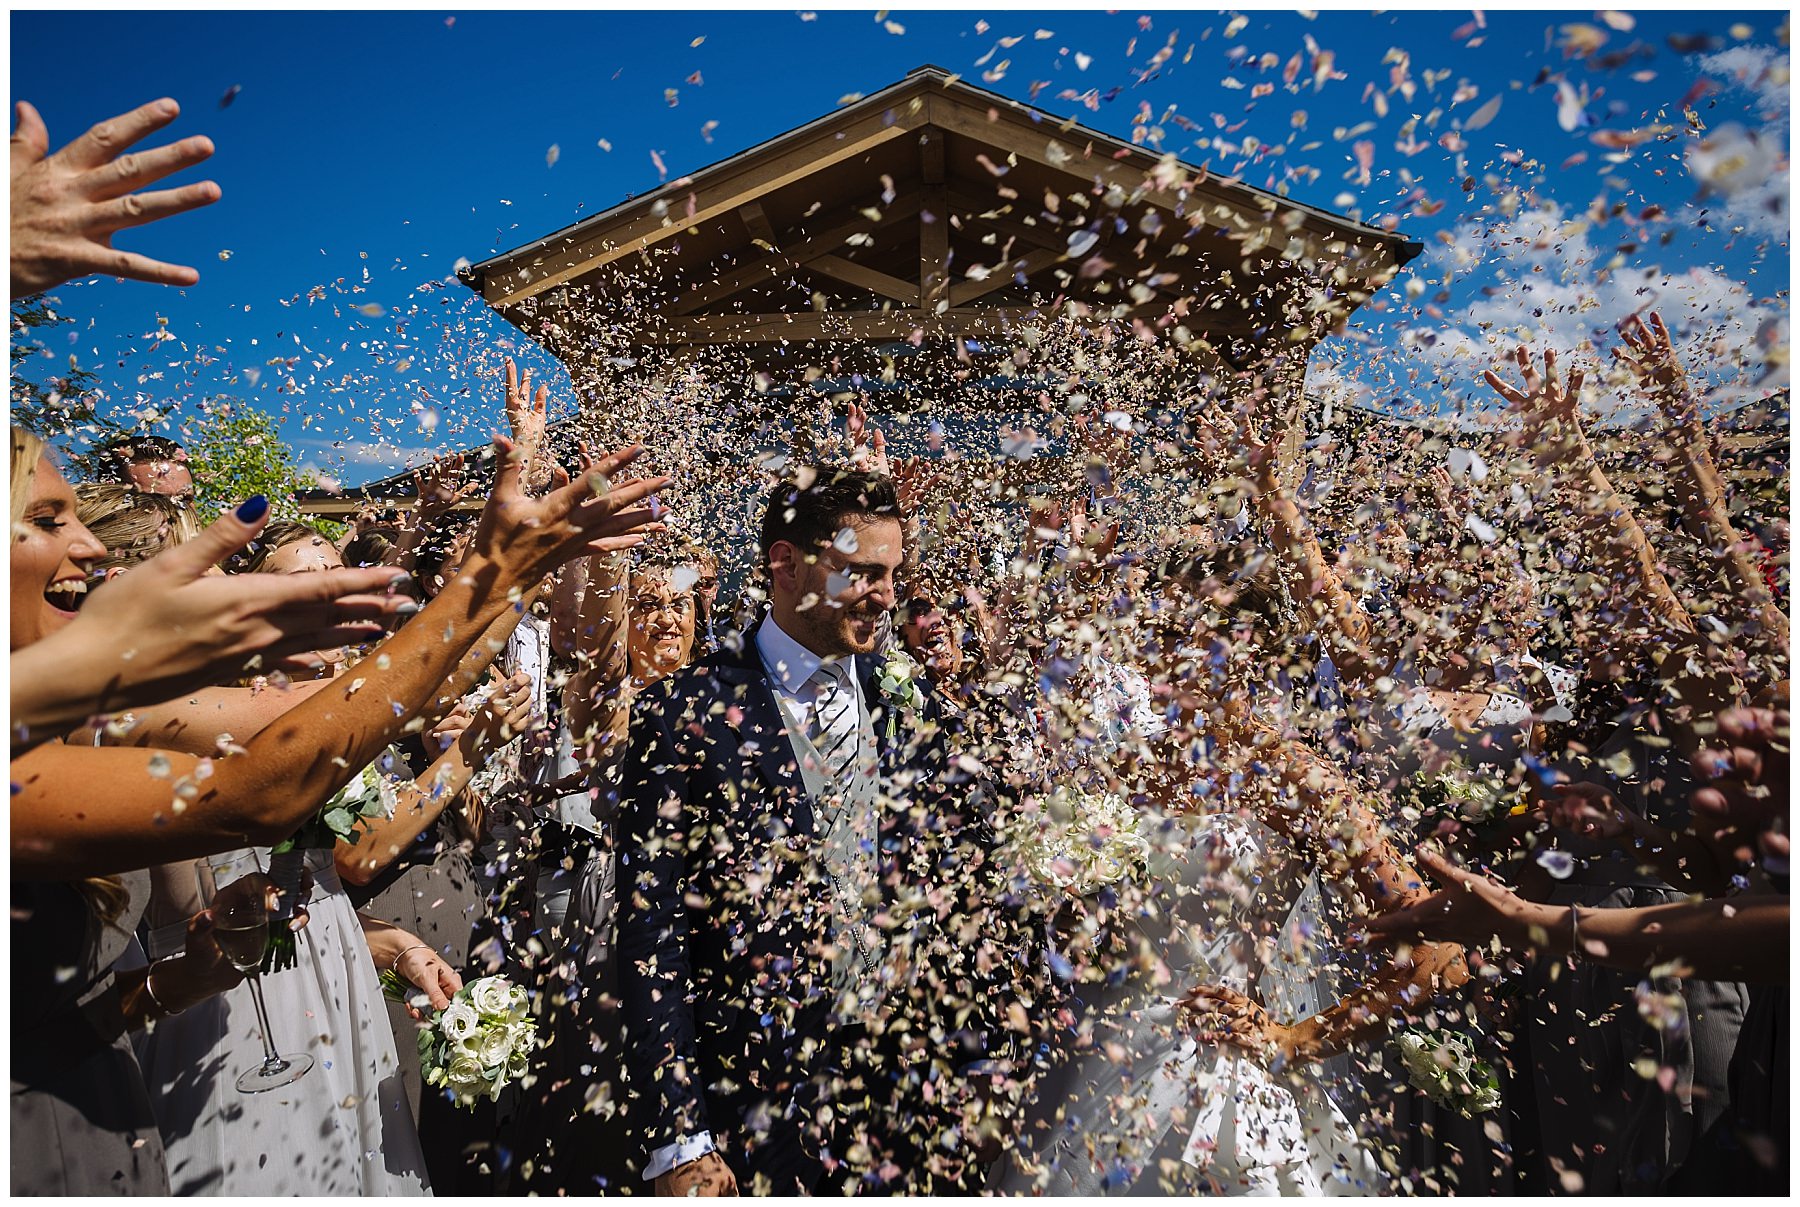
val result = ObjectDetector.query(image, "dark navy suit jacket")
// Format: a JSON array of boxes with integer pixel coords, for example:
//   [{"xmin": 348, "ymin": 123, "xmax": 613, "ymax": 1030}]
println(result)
[{"xmin": 615, "ymin": 623, "xmax": 993, "ymax": 1159}]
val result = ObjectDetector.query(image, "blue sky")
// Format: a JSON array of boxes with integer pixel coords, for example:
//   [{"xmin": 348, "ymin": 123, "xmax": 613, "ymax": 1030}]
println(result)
[{"xmin": 11, "ymin": 8, "xmax": 1789, "ymax": 486}]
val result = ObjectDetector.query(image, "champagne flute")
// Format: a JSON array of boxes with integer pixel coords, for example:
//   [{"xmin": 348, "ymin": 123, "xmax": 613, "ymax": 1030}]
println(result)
[{"xmin": 197, "ymin": 856, "xmax": 315, "ymax": 1093}]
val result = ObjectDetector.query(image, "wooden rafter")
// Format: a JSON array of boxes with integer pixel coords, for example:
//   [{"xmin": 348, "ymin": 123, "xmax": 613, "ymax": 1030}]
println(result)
[
  {"xmin": 482, "ymin": 108, "xmax": 922, "ymax": 306},
  {"xmin": 948, "ymin": 245, "xmax": 1065, "ymax": 306},
  {"xmin": 738, "ymin": 200, "xmax": 779, "ymax": 245},
  {"xmin": 802, "ymin": 255, "xmax": 921, "ymax": 306},
  {"xmin": 668, "ymin": 195, "xmax": 923, "ymax": 315},
  {"xmin": 638, "ymin": 307, "xmax": 1031, "ymax": 346},
  {"xmin": 919, "ymin": 126, "xmax": 950, "ymax": 313}
]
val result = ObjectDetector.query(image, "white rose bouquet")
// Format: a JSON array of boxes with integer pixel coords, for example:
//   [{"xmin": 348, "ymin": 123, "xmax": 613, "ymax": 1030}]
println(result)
[
  {"xmin": 416, "ymin": 975, "xmax": 539, "ymax": 1108},
  {"xmin": 1005, "ymin": 784, "xmax": 1151, "ymax": 897},
  {"xmin": 1394, "ymin": 1025, "xmax": 1503, "ymax": 1117},
  {"xmin": 1397, "ymin": 754, "xmax": 1526, "ymax": 830}
]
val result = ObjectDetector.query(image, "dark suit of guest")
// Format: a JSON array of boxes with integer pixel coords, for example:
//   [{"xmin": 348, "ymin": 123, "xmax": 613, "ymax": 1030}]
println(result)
[{"xmin": 616, "ymin": 616, "xmax": 996, "ymax": 1193}]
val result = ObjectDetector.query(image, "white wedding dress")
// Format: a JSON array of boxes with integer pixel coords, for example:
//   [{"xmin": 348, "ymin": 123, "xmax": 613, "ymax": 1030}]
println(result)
[
  {"xmin": 993, "ymin": 808, "xmax": 1388, "ymax": 1197},
  {"xmin": 130, "ymin": 847, "xmax": 430, "ymax": 1195}
]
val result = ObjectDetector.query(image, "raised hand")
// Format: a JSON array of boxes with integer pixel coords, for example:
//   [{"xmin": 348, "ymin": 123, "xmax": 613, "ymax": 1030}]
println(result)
[
  {"xmin": 1615, "ymin": 311, "xmax": 1690, "ymax": 412},
  {"xmin": 1428, "ymin": 465, "xmax": 1458, "ymax": 517},
  {"xmin": 412, "ymin": 453, "xmax": 475, "ymax": 518},
  {"xmin": 845, "ymin": 399, "xmax": 893, "ymax": 477},
  {"xmin": 468, "ymin": 433, "xmax": 670, "ymax": 586},
  {"xmin": 464, "ymin": 670, "xmax": 535, "ymax": 757},
  {"xmin": 1484, "ymin": 347, "xmax": 1588, "ymax": 465},
  {"xmin": 501, "ymin": 358, "xmax": 553, "ymax": 493},
  {"xmin": 11, "ymin": 98, "xmax": 220, "ymax": 297}
]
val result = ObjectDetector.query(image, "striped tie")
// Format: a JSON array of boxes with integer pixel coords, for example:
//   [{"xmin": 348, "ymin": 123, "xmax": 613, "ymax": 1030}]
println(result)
[{"xmin": 808, "ymin": 663, "xmax": 860, "ymax": 788}]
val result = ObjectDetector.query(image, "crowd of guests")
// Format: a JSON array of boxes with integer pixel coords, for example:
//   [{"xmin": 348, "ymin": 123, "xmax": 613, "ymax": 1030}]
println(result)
[{"xmin": 11, "ymin": 95, "xmax": 1789, "ymax": 1197}]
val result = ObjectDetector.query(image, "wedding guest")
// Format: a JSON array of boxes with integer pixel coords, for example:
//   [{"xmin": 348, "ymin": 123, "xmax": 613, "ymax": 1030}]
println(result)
[
  {"xmin": 517, "ymin": 539, "xmax": 709, "ymax": 1192},
  {"xmin": 9, "ymin": 436, "xmax": 251, "ymax": 1196},
  {"xmin": 11, "ymin": 96, "xmax": 220, "ymax": 296},
  {"xmin": 11, "ymin": 442, "xmax": 408, "ymax": 750},
  {"xmin": 99, "ymin": 434, "xmax": 194, "ymax": 500}
]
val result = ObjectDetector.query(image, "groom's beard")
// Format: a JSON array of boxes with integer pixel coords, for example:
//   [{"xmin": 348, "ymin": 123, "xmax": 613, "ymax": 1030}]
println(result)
[
  {"xmin": 799, "ymin": 599, "xmax": 888, "ymax": 657},
  {"xmin": 839, "ymin": 603, "xmax": 886, "ymax": 654}
]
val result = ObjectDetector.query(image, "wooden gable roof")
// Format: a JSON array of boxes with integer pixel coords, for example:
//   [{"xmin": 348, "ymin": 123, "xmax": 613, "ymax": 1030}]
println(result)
[{"xmin": 459, "ymin": 65, "xmax": 1419, "ymax": 373}]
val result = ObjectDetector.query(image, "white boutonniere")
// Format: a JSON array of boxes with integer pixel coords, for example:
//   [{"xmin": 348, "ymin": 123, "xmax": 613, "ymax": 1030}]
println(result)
[{"xmin": 877, "ymin": 648, "xmax": 927, "ymax": 739}]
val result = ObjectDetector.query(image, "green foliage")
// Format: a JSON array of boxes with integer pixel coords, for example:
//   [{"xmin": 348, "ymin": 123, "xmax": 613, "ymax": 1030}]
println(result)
[
  {"xmin": 10, "ymin": 299, "xmax": 125, "ymax": 475},
  {"xmin": 185, "ymin": 402, "xmax": 337, "ymax": 534}
]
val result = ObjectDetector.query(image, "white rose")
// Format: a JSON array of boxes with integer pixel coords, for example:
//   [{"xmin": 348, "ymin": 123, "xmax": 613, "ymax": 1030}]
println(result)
[
  {"xmin": 507, "ymin": 1020, "xmax": 538, "ymax": 1057},
  {"xmin": 468, "ymin": 977, "xmax": 514, "ymax": 1019},
  {"xmin": 443, "ymin": 1052, "xmax": 487, "ymax": 1099},
  {"xmin": 439, "ymin": 1001, "xmax": 480, "ymax": 1044},
  {"xmin": 475, "ymin": 1025, "xmax": 515, "ymax": 1069},
  {"xmin": 501, "ymin": 983, "xmax": 530, "ymax": 1023}
]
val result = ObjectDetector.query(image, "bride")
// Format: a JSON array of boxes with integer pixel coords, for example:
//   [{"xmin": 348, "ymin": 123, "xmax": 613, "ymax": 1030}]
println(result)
[{"xmin": 992, "ymin": 537, "xmax": 1469, "ymax": 1196}]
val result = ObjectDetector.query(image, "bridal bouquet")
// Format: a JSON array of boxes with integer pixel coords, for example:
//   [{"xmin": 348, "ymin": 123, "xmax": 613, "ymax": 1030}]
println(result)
[
  {"xmin": 416, "ymin": 975, "xmax": 540, "ymax": 1108},
  {"xmin": 1394, "ymin": 1026, "xmax": 1502, "ymax": 1117},
  {"xmin": 1005, "ymin": 784, "xmax": 1151, "ymax": 897},
  {"xmin": 1397, "ymin": 754, "xmax": 1525, "ymax": 830}
]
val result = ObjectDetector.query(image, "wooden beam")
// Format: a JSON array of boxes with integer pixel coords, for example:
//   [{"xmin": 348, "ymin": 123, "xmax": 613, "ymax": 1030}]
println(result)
[
  {"xmin": 804, "ymin": 254, "xmax": 921, "ymax": 306},
  {"xmin": 669, "ymin": 195, "xmax": 922, "ymax": 315},
  {"xmin": 483, "ymin": 108, "xmax": 921, "ymax": 307},
  {"xmin": 739, "ymin": 200, "xmax": 780, "ymax": 245},
  {"xmin": 922, "ymin": 95, "xmax": 1399, "ymax": 277},
  {"xmin": 948, "ymin": 245, "xmax": 1065, "ymax": 306},
  {"xmin": 637, "ymin": 307, "xmax": 1032, "ymax": 346},
  {"xmin": 920, "ymin": 127, "xmax": 950, "ymax": 313}
]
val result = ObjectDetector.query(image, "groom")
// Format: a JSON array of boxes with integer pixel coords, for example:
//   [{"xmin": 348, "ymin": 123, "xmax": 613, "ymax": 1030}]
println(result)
[{"xmin": 616, "ymin": 468, "xmax": 998, "ymax": 1196}]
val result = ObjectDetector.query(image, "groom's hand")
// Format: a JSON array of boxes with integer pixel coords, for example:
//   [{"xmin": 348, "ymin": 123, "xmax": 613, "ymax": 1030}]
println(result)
[{"xmin": 656, "ymin": 1152, "xmax": 737, "ymax": 1197}]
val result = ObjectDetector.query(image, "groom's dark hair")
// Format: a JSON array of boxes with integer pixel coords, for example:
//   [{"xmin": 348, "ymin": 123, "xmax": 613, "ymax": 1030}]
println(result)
[{"xmin": 758, "ymin": 466, "xmax": 900, "ymax": 572}]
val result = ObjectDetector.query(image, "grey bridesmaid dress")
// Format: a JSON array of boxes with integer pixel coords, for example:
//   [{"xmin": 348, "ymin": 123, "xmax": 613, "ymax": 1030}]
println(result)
[{"xmin": 11, "ymin": 872, "xmax": 169, "ymax": 1195}]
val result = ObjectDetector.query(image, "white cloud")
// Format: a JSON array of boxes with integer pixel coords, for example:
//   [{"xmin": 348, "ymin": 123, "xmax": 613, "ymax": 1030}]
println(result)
[
  {"xmin": 1685, "ymin": 47, "xmax": 1789, "ymax": 237},
  {"xmin": 1383, "ymin": 202, "xmax": 1786, "ymax": 419}
]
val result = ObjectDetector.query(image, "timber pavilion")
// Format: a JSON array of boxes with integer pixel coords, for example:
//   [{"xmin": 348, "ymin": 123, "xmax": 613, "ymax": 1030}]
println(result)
[{"xmin": 300, "ymin": 64, "xmax": 1419, "ymax": 519}]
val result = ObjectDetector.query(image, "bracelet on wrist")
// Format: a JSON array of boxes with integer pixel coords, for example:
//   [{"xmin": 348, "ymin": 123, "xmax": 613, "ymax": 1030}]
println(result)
[
  {"xmin": 1568, "ymin": 906, "xmax": 1584, "ymax": 963},
  {"xmin": 144, "ymin": 956, "xmax": 186, "ymax": 1016},
  {"xmin": 390, "ymin": 943, "xmax": 432, "ymax": 975}
]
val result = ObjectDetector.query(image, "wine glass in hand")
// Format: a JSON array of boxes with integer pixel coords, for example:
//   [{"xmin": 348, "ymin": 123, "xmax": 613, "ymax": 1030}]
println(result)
[{"xmin": 196, "ymin": 858, "xmax": 315, "ymax": 1093}]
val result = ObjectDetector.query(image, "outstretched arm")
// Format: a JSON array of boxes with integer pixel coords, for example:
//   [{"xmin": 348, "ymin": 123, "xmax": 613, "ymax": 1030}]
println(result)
[
  {"xmin": 1238, "ymin": 404, "xmax": 1388, "ymax": 686},
  {"xmin": 1616, "ymin": 311, "xmax": 1788, "ymax": 658},
  {"xmin": 13, "ymin": 428, "xmax": 668, "ymax": 880},
  {"xmin": 334, "ymin": 673, "xmax": 533, "ymax": 885},
  {"xmin": 1485, "ymin": 347, "xmax": 1695, "ymax": 642},
  {"xmin": 1180, "ymin": 711, "xmax": 1469, "ymax": 1061},
  {"xmin": 1367, "ymin": 848, "xmax": 1788, "ymax": 984}
]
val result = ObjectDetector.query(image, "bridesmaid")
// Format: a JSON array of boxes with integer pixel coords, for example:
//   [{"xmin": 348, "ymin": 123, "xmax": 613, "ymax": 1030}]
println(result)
[{"xmin": 9, "ymin": 432, "xmax": 242, "ymax": 1195}]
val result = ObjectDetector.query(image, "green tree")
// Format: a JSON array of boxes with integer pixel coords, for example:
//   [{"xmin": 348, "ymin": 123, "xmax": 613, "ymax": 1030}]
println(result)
[
  {"xmin": 186, "ymin": 403, "xmax": 339, "ymax": 535},
  {"xmin": 10, "ymin": 298, "xmax": 126, "ymax": 474}
]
